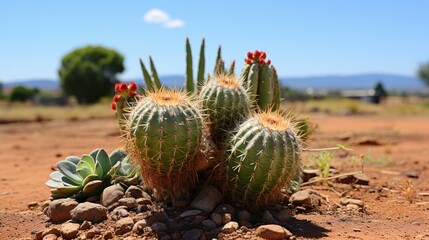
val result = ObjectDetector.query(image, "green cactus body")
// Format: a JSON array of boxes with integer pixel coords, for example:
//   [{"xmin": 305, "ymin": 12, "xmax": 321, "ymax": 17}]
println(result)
[
  {"xmin": 125, "ymin": 89, "xmax": 204, "ymax": 199},
  {"xmin": 226, "ymin": 111, "xmax": 302, "ymax": 207},
  {"xmin": 200, "ymin": 74, "xmax": 250, "ymax": 142},
  {"xmin": 240, "ymin": 50, "xmax": 281, "ymax": 111}
]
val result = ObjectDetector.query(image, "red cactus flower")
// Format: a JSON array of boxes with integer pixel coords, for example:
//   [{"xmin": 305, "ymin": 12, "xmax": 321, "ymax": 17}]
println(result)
[
  {"xmin": 114, "ymin": 83, "xmax": 121, "ymax": 93},
  {"xmin": 128, "ymin": 81, "xmax": 138, "ymax": 92},
  {"xmin": 267, "ymin": 60, "xmax": 271, "ymax": 65},
  {"xmin": 111, "ymin": 102, "xmax": 116, "ymax": 111},
  {"xmin": 254, "ymin": 50, "xmax": 261, "ymax": 58},
  {"xmin": 247, "ymin": 52, "xmax": 253, "ymax": 59},
  {"xmin": 246, "ymin": 59, "xmax": 252, "ymax": 65},
  {"xmin": 259, "ymin": 59, "xmax": 265, "ymax": 65},
  {"xmin": 119, "ymin": 82, "xmax": 128, "ymax": 92},
  {"xmin": 113, "ymin": 94, "xmax": 122, "ymax": 102},
  {"xmin": 261, "ymin": 52, "xmax": 267, "ymax": 59}
]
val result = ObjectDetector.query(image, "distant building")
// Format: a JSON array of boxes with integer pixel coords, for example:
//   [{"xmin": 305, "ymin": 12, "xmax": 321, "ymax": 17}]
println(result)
[{"xmin": 340, "ymin": 89, "xmax": 381, "ymax": 104}]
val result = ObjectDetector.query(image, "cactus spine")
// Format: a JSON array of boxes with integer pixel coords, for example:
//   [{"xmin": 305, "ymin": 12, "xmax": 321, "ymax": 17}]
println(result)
[
  {"xmin": 240, "ymin": 50, "xmax": 280, "ymax": 111},
  {"xmin": 125, "ymin": 88, "xmax": 204, "ymax": 199},
  {"xmin": 200, "ymin": 74, "xmax": 250, "ymax": 143},
  {"xmin": 225, "ymin": 111, "xmax": 302, "ymax": 207}
]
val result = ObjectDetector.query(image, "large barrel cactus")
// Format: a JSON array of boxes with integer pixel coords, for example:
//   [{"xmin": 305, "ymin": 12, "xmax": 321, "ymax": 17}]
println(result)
[
  {"xmin": 124, "ymin": 88, "xmax": 204, "ymax": 200},
  {"xmin": 225, "ymin": 111, "xmax": 302, "ymax": 207},
  {"xmin": 199, "ymin": 74, "xmax": 250, "ymax": 143}
]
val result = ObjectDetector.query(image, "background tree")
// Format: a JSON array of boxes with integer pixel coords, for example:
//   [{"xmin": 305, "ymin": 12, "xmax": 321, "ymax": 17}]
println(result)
[
  {"xmin": 9, "ymin": 86, "xmax": 37, "ymax": 102},
  {"xmin": 374, "ymin": 82, "xmax": 388, "ymax": 98},
  {"xmin": 417, "ymin": 61, "xmax": 429, "ymax": 88},
  {"xmin": 58, "ymin": 45, "xmax": 125, "ymax": 104}
]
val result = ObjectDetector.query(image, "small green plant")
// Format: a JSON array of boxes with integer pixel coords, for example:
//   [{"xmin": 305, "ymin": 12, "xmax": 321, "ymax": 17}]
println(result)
[
  {"xmin": 350, "ymin": 150, "xmax": 392, "ymax": 167},
  {"xmin": 310, "ymin": 151, "xmax": 333, "ymax": 179},
  {"xmin": 46, "ymin": 149, "xmax": 136, "ymax": 200}
]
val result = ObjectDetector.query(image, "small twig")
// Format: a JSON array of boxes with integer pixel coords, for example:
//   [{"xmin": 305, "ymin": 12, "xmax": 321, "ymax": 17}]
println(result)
[
  {"xmin": 303, "ymin": 144, "xmax": 353, "ymax": 152},
  {"xmin": 301, "ymin": 171, "xmax": 362, "ymax": 186},
  {"xmin": 416, "ymin": 202, "xmax": 429, "ymax": 205}
]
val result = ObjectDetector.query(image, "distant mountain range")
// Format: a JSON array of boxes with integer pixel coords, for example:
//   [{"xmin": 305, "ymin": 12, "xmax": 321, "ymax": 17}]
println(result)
[{"xmin": 3, "ymin": 73, "xmax": 427, "ymax": 92}]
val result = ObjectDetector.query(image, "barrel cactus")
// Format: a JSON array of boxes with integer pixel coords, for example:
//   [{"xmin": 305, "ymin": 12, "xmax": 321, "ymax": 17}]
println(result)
[
  {"xmin": 225, "ymin": 111, "xmax": 302, "ymax": 207},
  {"xmin": 239, "ymin": 50, "xmax": 280, "ymax": 111},
  {"xmin": 124, "ymin": 88, "xmax": 205, "ymax": 200},
  {"xmin": 199, "ymin": 74, "xmax": 250, "ymax": 143},
  {"xmin": 46, "ymin": 149, "xmax": 132, "ymax": 200}
]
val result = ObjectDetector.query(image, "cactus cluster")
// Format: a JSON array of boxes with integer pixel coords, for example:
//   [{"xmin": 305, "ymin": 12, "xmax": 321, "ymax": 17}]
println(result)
[{"xmin": 46, "ymin": 39, "xmax": 310, "ymax": 209}]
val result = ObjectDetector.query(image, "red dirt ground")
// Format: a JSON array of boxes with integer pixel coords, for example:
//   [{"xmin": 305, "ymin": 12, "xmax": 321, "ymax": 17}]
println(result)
[{"xmin": 1, "ymin": 114, "xmax": 428, "ymax": 239}]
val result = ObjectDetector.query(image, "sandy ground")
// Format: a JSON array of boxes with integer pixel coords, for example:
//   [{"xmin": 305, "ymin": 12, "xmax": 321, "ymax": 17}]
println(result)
[{"xmin": 0, "ymin": 114, "xmax": 428, "ymax": 239}]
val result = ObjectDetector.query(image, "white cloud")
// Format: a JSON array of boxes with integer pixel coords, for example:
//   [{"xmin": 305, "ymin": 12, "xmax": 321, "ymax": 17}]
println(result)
[
  {"xmin": 165, "ymin": 19, "xmax": 185, "ymax": 28},
  {"xmin": 143, "ymin": 8, "xmax": 185, "ymax": 29}
]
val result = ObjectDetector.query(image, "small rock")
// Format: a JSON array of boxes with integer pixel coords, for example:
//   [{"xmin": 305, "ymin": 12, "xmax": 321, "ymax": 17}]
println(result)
[
  {"xmin": 276, "ymin": 208, "xmax": 292, "ymax": 222},
  {"xmin": 147, "ymin": 211, "xmax": 169, "ymax": 224},
  {"xmin": 337, "ymin": 175, "xmax": 354, "ymax": 184},
  {"xmin": 214, "ymin": 203, "xmax": 235, "ymax": 219},
  {"xmin": 182, "ymin": 228, "xmax": 204, "ymax": 240},
  {"xmin": 262, "ymin": 210, "xmax": 277, "ymax": 224},
  {"xmin": 103, "ymin": 230, "xmax": 113, "ymax": 239},
  {"xmin": 340, "ymin": 198, "xmax": 364, "ymax": 207},
  {"xmin": 255, "ymin": 224, "xmax": 293, "ymax": 240},
  {"xmin": 42, "ymin": 200, "xmax": 51, "ymax": 210},
  {"xmin": 118, "ymin": 197, "xmax": 138, "ymax": 209},
  {"xmin": 125, "ymin": 186, "xmax": 146, "ymax": 199},
  {"xmin": 201, "ymin": 219, "xmax": 217, "ymax": 230},
  {"xmin": 70, "ymin": 202, "xmax": 108, "ymax": 223},
  {"xmin": 42, "ymin": 234, "xmax": 57, "ymax": 240},
  {"xmin": 136, "ymin": 197, "xmax": 152, "ymax": 205},
  {"xmin": 353, "ymin": 228, "xmax": 361, "ymax": 232},
  {"xmin": 404, "ymin": 171, "xmax": 419, "ymax": 179},
  {"xmin": 289, "ymin": 190, "xmax": 311, "ymax": 206},
  {"xmin": 86, "ymin": 226, "xmax": 101, "ymax": 238},
  {"xmin": 411, "ymin": 221, "xmax": 421, "ymax": 226},
  {"xmin": 35, "ymin": 230, "xmax": 43, "ymax": 240},
  {"xmin": 100, "ymin": 184, "xmax": 124, "ymax": 207},
  {"xmin": 346, "ymin": 203, "xmax": 360, "ymax": 210},
  {"xmin": 132, "ymin": 219, "xmax": 148, "ymax": 234},
  {"xmin": 222, "ymin": 213, "xmax": 232, "ymax": 225},
  {"xmin": 42, "ymin": 227, "xmax": 61, "ymax": 238},
  {"xmin": 151, "ymin": 222, "xmax": 168, "ymax": 233},
  {"xmin": 60, "ymin": 222, "xmax": 80, "ymax": 240},
  {"xmin": 86, "ymin": 195, "xmax": 100, "ymax": 203},
  {"xmin": 136, "ymin": 204, "xmax": 149, "ymax": 213},
  {"xmin": 353, "ymin": 173, "xmax": 370, "ymax": 185},
  {"xmin": 45, "ymin": 199, "xmax": 78, "ymax": 223},
  {"xmin": 180, "ymin": 209, "xmax": 203, "ymax": 218},
  {"xmin": 28, "ymin": 201, "xmax": 39, "ymax": 210},
  {"xmin": 190, "ymin": 185, "xmax": 223, "ymax": 212},
  {"xmin": 221, "ymin": 221, "xmax": 239, "ymax": 234},
  {"xmin": 302, "ymin": 169, "xmax": 320, "ymax": 182},
  {"xmin": 80, "ymin": 220, "xmax": 92, "ymax": 230},
  {"xmin": 115, "ymin": 217, "xmax": 134, "ymax": 235},
  {"xmin": 238, "ymin": 210, "xmax": 251, "ymax": 222},
  {"xmin": 211, "ymin": 212, "xmax": 222, "ymax": 226}
]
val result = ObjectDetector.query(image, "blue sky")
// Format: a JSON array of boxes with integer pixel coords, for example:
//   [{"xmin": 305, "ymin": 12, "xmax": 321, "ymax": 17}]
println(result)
[{"xmin": 1, "ymin": 0, "xmax": 428, "ymax": 82}]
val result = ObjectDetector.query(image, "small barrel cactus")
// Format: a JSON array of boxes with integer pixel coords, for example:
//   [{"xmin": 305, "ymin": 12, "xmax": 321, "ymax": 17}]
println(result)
[
  {"xmin": 225, "ymin": 111, "xmax": 302, "ymax": 207},
  {"xmin": 46, "ymin": 149, "xmax": 132, "ymax": 200},
  {"xmin": 111, "ymin": 81, "xmax": 140, "ymax": 130},
  {"xmin": 239, "ymin": 50, "xmax": 280, "ymax": 111},
  {"xmin": 124, "ymin": 88, "xmax": 205, "ymax": 200},
  {"xmin": 199, "ymin": 74, "xmax": 250, "ymax": 143}
]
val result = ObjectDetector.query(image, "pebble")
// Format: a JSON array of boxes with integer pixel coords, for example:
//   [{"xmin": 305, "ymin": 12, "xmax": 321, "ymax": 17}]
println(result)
[
  {"xmin": 60, "ymin": 222, "xmax": 80, "ymax": 240},
  {"xmin": 353, "ymin": 228, "xmax": 361, "ymax": 232},
  {"xmin": 340, "ymin": 198, "xmax": 364, "ymax": 207},
  {"xmin": 214, "ymin": 203, "xmax": 235, "ymax": 219},
  {"xmin": 86, "ymin": 226, "xmax": 101, "ymax": 238},
  {"xmin": 201, "ymin": 219, "xmax": 217, "ymax": 230},
  {"xmin": 136, "ymin": 197, "xmax": 152, "ymax": 205},
  {"xmin": 132, "ymin": 219, "xmax": 148, "ymax": 233},
  {"xmin": 118, "ymin": 197, "xmax": 138, "ymax": 209},
  {"xmin": 276, "ymin": 208, "xmax": 292, "ymax": 222},
  {"xmin": 262, "ymin": 210, "xmax": 277, "ymax": 224},
  {"xmin": 147, "ymin": 211, "xmax": 168, "ymax": 224},
  {"xmin": 151, "ymin": 222, "xmax": 168, "ymax": 233},
  {"xmin": 182, "ymin": 228, "xmax": 204, "ymax": 240},
  {"xmin": 103, "ymin": 230, "xmax": 114, "ymax": 239},
  {"xmin": 404, "ymin": 171, "xmax": 419, "ymax": 179},
  {"xmin": 211, "ymin": 212, "xmax": 222, "ymax": 226},
  {"xmin": 125, "ymin": 186, "xmax": 148, "ymax": 199},
  {"xmin": 222, "ymin": 213, "xmax": 232, "ymax": 225},
  {"xmin": 221, "ymin": 221, "xmax": 239, "ymax": 234},
  {"xmin": 42, "ymin": 234, "xmax": 57, "ymax": 240},
  {"xmin": 180, "ymin": 209, "xmax": 203, "ymax": 218},
  {"xmin": 28, "ymin": 201, "xmax": 39, "ymax": 210},
  {"xmin": 70, "ymin": 202, "xmax": 108, "ymax": 223},
  {"xmin": 353, "ymin": 173, "xmax": 370, "ymax": 185},
  {"xmin": 190, "ymin": 185, "xmax": 223, "ymax": 212},
  {"xmin": 115, "ymin": 217, "xmax": 134, "ymax": 235},
  {"xmin": 45, "ymin": 199, "xmax": 78, "ymax": 223},
  {"xmin": 289, "ymin": 190, "xmax": 312, "ymax": 206},
  {"xmin": 42, "ymin": 227, "xmax": 61, "ymax": 238},
  {"xmin": 100, "ymin": 184, "xmax": 124, "ymax": 207},
  {"xmin": 346, "ymin": 204, "xmax": 360, "ymax": 210},
  {"xmin": 336, "ymin": 175, "xmax": 354, "ymax": 184},
  {"xmin": 80, "ymin": 220, "xmax": 92, "ymax": 230},
  {"xmin": 411, "ymin": 221, "xmax": 421, "ymax": 226},
  {"xmin": 255, "ymin": 224, "xmax": 293, "ymax": 240}
]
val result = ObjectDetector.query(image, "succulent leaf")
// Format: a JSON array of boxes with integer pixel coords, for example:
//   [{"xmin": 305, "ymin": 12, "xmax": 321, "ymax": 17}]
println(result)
[
  {"xmin": 96, "ymin": 149, "xmax": 111, "ymax": 176},
  {"xmin": 65, "ymin": 156, "xmax": 81, "ymax": 165},
  {"xmin": 49, "ymin": 171, "xmax": 64, "ymax": 182},
  {"xmin": 109, "ymin": 149, "xmax": 127, "ymax": 167},
  {"xmin": 82, "ymin": 174, "xmax": 100, "ymax": 186},
  {"xmin": 79, "ymin": 155, "xmax": 95, "ymax": 172},
  {"xmin": 82, "ymin": 180, "xmax": 103, "ymax": 195},
  {"xmin": 57, "ymin": 161, "xmax": 82, "ymax": 185},
  {"xmin": 45, "ymin": 179, "xmax": 65, "ymax": 188},
  {"xmin": 89, "ymin": 149, "xmax": 100, "ymax": 161}
]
